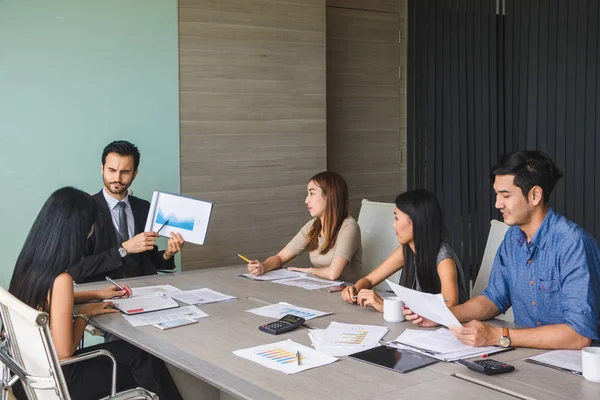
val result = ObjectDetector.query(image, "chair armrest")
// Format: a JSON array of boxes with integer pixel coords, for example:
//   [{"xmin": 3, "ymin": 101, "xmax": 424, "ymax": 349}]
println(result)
[
  {"xmin": 100, "ymin": 387, "xmax": 158, "ymax": 400},
  {"xmin": 0, "ymin": 341, "xmax": 54, "ymax": 390},
  {"xmin": 60, "ymin": 349, "xmax": 117, "ymax": 397},
  {"xmin": 85, "ymin": 324, "xmax": 105, "ymax": 337}
]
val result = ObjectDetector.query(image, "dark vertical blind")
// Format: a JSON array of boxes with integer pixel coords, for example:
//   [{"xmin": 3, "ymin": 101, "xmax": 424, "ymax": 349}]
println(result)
[{"xmin": 408, "ymin": 0, "xmax": 600, "ymax": 284}]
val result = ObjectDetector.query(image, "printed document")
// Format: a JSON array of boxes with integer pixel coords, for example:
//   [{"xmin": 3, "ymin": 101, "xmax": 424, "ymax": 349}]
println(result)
[
  {"xmin": 386, "ymin": 280, "xmax": 461, "ymax": 327},
  {"xmin": 170, "ymin": 288, "xmax": 236, "ymax": 305},
  {"xmin": 273, "ymin": 276, "xmax": 343, "ymax": 290},
  {"xmin": 237, "ymin": 269, "xmax": 306, "ymax": 281},
  {"xmin": 309, "ymin": 322, "xmax": 388, "ymax": 356},
  {"xmin": 144, "ymin": 191, "xmax": 213, "ymax": 245},
  {"xmin": 233, "ymin": 339, "xmax": 338, "ymax": 374},
  {"xmin": 129, "ymin": 284, "xmax": 181, "ymax": 297},
  {"xmin": 388, "ymin": 328, "xmax": 506, "ymax": 361},
  {"xmin": 247, "ymin": 302, "xmax": 332, "ymax": 320},
  {"xmin": 109, "ymin": 293, "xmax": 179, "ymax": 315},
  {"xmin": 123, "ymin": 305, "xmax": 209, "ymax": 327},
  {"xmin": 526, "ymin": 350, "xmax": 582, "ymax": 374}
]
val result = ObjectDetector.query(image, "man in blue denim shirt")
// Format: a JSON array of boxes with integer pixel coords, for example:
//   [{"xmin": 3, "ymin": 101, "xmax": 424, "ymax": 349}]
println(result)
[{"xmin": 406, "ymin": 151, "xmax": 600, "ymax": 349}]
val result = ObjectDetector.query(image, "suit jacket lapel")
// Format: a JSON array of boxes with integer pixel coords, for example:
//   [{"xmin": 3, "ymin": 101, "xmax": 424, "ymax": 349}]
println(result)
[
  {"xmin": 93, "ymin": 191, "xmax": 119, "ymax": 247},
  {"xmin": 129, "ymin": 197, "xmax": 146, "ymax": 235}
]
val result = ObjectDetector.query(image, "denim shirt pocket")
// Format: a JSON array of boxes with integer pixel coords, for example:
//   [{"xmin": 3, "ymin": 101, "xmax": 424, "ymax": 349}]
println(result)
[
  {"xmin": 538, "ymin": 279, "xmax": 560, "ymax": 292},
  {"xmin": 538, "ymin": 279, "xmax": 562, "ymax": 319}
]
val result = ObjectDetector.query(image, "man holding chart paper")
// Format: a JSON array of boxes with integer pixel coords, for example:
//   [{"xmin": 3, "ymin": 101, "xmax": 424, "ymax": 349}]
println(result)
[
  {"xmin": 405, "ymin": 151, "xmax": 600, "ymax": 350},
  {"xmin": 69, "ymin": 140, "xmax": 185, "ymax": 283}
]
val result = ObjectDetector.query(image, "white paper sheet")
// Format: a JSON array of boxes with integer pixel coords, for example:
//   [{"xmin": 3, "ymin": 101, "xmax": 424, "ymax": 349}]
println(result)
[
  {"xmin": 109, "ymin": 293, "xmax": 179, "ymax": 315},
  {"xmin": 273, "ymin": 276, "xmax": 343, "ymax": 290},
  {"xmin": 246, "ymin": 302, "xmax": 332, "ymax": 320},
  {"xmin": 130, "ymin": 284, "xmax": 181, "ymax": 297},
  {"xmin": 308, "ymin": 322, "xmax": 388, "ymax": 356},
  {"xmin": 144, "ymin": 191, "xmax": 213, "ymax": 245},
  {"xmin": 237, "ymin": 269, "xmax": 307, "ymax": 281},
  {"xmin": 386, "ymin": 280, "xmax": 461, "ymax": 327},
  {"xmin": 233, "ymin": 340, "xmax": 338, "ymax": 374},
  {"xmin": 170, "ymin": 288, "xmax": 236, "ymax": 305},
  {"xmin": 123, "ymin": 305, "xmax": 209, "ymax": 327},
  {"xmin": 388, "ymin": 328, "xmax": 504, "ymax": 361},
  {"xmin": 526, "ymin": 350, "xmax": 582, "ymax": 374}
]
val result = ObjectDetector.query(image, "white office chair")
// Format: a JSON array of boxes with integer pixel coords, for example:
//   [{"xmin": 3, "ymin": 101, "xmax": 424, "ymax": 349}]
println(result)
[
  {"xmin": 0, "ymin": 286, "xmax": 157, "ymax": 400},
  {"xmin": 357, "ymin": 199, "xmax": 401, "ymax": 291},
  {"xmin": 472, "ymin": 219, "xmax": 514, "ymax": 322}
]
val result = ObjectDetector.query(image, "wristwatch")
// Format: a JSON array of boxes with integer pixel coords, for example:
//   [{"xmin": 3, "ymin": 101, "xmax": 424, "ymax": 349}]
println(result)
[
  {"xmin": 118, "ymin": 246, "xmax": 127, "ymax": 258},
  {"xmin": 73, "ymin": 314, "xmax": 90, "ymax": 324},
  {"xmin": 499, "ymin": 327, "xmax": 511, "ymax": 348}
]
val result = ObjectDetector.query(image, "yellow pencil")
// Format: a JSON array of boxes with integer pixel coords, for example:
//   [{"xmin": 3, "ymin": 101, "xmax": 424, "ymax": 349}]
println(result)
[{"xmin": 237, "ymin": 253, "xmax": 251, "ymax": 263}]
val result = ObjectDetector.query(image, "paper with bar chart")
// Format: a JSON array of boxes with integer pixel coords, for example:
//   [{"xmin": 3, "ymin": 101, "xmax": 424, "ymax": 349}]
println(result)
[
  {"xmin": 246, "ymin": 302, "xmax": 332, "ymax": 320},
  {"xmin": 144, "ymin": 191, "xmax": 213, "ymax": 245},
  {"xmin": 273, "ymin": 276, "xmax": 343, "ymax": 290},
  {"xmin": 308, "ymin": 322, "xmax": 389, "ymax": 356},
  {"xmin": 233, "ymin": 340, "xmax": 337, "ymax": 374}
]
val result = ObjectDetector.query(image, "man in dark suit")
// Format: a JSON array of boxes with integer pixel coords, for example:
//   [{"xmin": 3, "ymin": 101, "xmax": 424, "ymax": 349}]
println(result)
[{"xmin": 69, "ymin": 140, "xmax": 184, "ymax": 283}]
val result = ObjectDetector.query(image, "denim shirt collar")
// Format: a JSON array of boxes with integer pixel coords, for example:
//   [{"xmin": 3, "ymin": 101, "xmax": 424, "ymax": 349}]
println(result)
[{"xmin": 516, "ymin": 208, "xmax": 557, "ymax": 250}]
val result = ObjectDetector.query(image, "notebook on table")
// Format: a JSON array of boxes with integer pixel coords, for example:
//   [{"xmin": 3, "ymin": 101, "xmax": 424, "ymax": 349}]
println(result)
[{"xmin": 108, "ymin": 293, "xmax": 180, "ymax": 315}]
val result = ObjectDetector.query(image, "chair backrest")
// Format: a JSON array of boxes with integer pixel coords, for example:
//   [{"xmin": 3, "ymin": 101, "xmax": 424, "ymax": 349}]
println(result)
[
  {"xmin": 0, "ymin": 286, "xmax": 70, "ymax": 400},
  {"xmin": 357, "ymin": 199, "xmax": 401, "ymax": 291},
  {"xmin": 471, "ymin": 219, "xmax": 514, "ymax": 322}
]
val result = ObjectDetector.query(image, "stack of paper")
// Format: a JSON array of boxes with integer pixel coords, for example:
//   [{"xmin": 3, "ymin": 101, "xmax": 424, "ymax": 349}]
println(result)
[
  {"xmin": 308, "ymin": 322, "xmax": 389, "ymax": 356},
  {"xmin": 236, "ymin": 269, "xmax": 307, "ymax": 281},
  {"xmin": 525, "ymin": 350, "xmax": 582, "ymax": 374},
  {"xmin": 170, "ymin": 288, "xmax": 236, "ymax": 305},
  {"xmin": 123, "ymin": 305, "xmax": 209, "ymax": 327},
  {"xmin": 109, "ymin": 292, "xmax": 179, "ymax": 315},
  {"xmin": 246, "ymin": 302, "xmax": 332, "ymax": 320},
  {"xmin": 387, "ymin": 328, "xmax": 507, "ymax": 361},
  {"xmin": 233, "ymin": 339, "xmax": 338, "ymax": 374},
  {"xmin": 273, "ymin": 276, "xmax": 343, "ymax": 290},
  {"xmin": 129, "ymin": 284, "xmax": 181, "ymax": 297}
]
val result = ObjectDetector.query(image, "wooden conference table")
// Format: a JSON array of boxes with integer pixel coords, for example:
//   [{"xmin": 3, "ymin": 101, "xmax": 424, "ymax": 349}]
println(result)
[{"xmin": 77, "ymin": 266, "xmax": 599, "ymax": 400}]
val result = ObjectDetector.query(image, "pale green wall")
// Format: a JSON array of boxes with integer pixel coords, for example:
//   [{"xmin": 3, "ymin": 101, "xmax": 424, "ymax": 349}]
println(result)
[{"xmin": 0, "ymin": 1, "xmax": 180, "ymax": 288}]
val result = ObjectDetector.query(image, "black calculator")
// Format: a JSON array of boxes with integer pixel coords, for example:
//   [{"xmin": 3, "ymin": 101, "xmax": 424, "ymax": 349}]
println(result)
[
  {"xmin": 458, "ymin": 358, "xmax": 515, "ymax": 375},
  {"xmin": 259, "ymin": 314, "xmax": 306, "ymax": 335}
]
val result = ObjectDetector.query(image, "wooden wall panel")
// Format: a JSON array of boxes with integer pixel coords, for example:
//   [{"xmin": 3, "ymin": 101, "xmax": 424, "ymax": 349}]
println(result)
[
  {"xmin": 179, "ymin": 0, "xmax": 326, "ymax": 270},
  {"xmin": 327, "ymin": 5, "xmax": 404, "ymax": 218},
  {"xmin": 327, "ymin": 0, "xmax": 398, "ymax": 13}
]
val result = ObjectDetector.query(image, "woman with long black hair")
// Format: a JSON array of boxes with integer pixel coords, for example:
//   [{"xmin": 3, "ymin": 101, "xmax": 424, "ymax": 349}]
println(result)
[
  {"xmin": 10, "ymin": 187, "xmax": 182, "ymax": 399},
  {"xmin": 341, "ymin": 189, "xmax": 468, "ymax": 311}
]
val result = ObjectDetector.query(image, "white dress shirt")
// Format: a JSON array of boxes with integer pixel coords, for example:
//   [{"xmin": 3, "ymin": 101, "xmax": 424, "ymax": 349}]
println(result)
[{"xmin": 102, "ymin": 188, "xmax": 135, "ymax": 240}]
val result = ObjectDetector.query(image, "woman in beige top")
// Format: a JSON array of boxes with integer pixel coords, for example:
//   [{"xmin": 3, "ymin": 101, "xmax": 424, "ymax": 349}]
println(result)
[{"xmin": 247, "ymin": 171, "xmax": 363, "ymax": 283}]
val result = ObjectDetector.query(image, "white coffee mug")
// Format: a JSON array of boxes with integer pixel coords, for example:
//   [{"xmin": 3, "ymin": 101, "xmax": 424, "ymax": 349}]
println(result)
[
  {"xmin": 582, "ymin": 347, "xmax": 600, "ymax": 382},
  {"xmin": 383, "ymin": 297, "xmax": 405, "ymax": 323}
]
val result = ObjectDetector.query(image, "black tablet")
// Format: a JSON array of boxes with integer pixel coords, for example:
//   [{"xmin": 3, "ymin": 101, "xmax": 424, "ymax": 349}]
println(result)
[{"xmin": 348, "ymin": 346, "xmax": 438, "ymax": 373}]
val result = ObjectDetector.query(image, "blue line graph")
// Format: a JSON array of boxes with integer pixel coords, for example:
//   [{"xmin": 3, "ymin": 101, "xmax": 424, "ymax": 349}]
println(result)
[{"xmin": 156, "ymin": 208, "xmax": 195, "ymax": 231}]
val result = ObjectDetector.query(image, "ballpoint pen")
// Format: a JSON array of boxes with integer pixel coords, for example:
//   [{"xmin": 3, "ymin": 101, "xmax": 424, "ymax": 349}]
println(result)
[
  {"xmin": 156, "ymin": 219, "xmax": 170, "ymax": 234},
  {"xmin": 105, "ymin": 276, "xmax": 132, "ymax": 296},
  {"xmin": 296, "ymin": 351, "xmax": 301, "ymax": 366}
]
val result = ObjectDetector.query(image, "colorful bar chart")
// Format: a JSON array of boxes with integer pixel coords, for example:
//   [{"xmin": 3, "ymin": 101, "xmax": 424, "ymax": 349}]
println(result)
[
  {"xmin": 336, "ymin": 330, "xmax": 368, "ymax": 345},
  {"xmin": 257, "ymin": 348, "xmax": 304, "ymax": 364}
]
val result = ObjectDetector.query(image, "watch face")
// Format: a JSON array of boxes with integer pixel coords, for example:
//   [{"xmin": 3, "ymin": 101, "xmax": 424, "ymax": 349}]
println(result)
[
  {"xmin": 499, "ymin": 336, "xmax": 511, "ymax": 348},
  {"xmin": 118, "ymin": 247, "xmax": 127, "ymax": 257}
]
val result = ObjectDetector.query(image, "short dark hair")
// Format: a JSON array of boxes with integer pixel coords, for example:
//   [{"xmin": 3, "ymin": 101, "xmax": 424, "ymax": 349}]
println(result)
[
  {"xmin": 490, "ymin": 150, "xmax": 564, "ymax": 203},
  {"xmin": 102, "ymin": 140, "xmax": 141, "ymax": 170}
]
